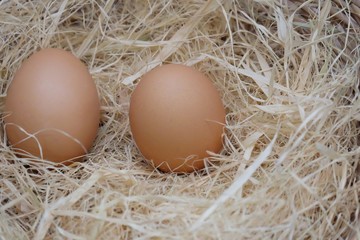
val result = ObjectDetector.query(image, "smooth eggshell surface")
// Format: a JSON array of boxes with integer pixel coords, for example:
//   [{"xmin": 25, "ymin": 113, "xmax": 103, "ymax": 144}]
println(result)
[
  {"xmin": 129, "ymin": 64, "xmax": 226, "ymax": 173},
  {"xmin": 4, "ymin": 48, "xmax": 100, "ymax": 164}
]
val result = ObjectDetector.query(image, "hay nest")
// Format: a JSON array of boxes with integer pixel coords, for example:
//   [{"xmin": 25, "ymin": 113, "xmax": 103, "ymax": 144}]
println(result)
[{"xmin": 1, "ymin": 0, "xmax": 359, "ymax": 239}]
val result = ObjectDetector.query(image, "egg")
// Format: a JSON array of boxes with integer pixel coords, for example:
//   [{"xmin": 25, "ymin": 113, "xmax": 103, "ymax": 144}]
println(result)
[
  {"xmin": 4, "ymin": 48, "xmax": 100, "ymax": 164},
  {"xmin": 129, "ymin": 64, "xmax": 226, "ymax": 173}
]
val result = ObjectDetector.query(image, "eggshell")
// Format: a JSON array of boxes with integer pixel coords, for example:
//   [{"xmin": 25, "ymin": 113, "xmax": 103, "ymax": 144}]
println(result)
[
  {"xmin": 129, "ymin": 64, "xmax": 226, "ymax": 173},
  {"xmin": 4, "ymin": 48, "xmax": 100, "ymax": 164}
]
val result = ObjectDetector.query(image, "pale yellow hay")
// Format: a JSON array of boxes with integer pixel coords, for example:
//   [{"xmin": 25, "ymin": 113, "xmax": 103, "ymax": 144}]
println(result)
[{"xmin": 0, "ymin": 0, "xmax": 359, "ymax": 239}]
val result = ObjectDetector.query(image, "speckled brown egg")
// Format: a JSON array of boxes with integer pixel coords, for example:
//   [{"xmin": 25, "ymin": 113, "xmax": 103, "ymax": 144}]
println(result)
[
  {"xmin": 4, "ymin": 48, "xmax": 100, "ymax": 164},
  {"xmin": 129, "ymin": 64, "xmax": 226, "ymax": 173}
]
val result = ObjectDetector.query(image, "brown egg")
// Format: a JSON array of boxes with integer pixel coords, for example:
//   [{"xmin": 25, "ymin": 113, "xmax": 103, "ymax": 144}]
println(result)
[
  {"xmin": 129, "ymin": 64, "xmax": 226, "ymax": 173},
  {"xmin": 4, "ymin": 48, "xmax": 100, "ymax": 164}
]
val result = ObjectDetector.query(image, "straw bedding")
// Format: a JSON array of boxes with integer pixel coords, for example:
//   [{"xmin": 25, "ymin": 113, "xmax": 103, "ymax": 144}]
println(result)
[{"xmin": 0, "ymin": 0, "xmax": 359, "ymax": 239}]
